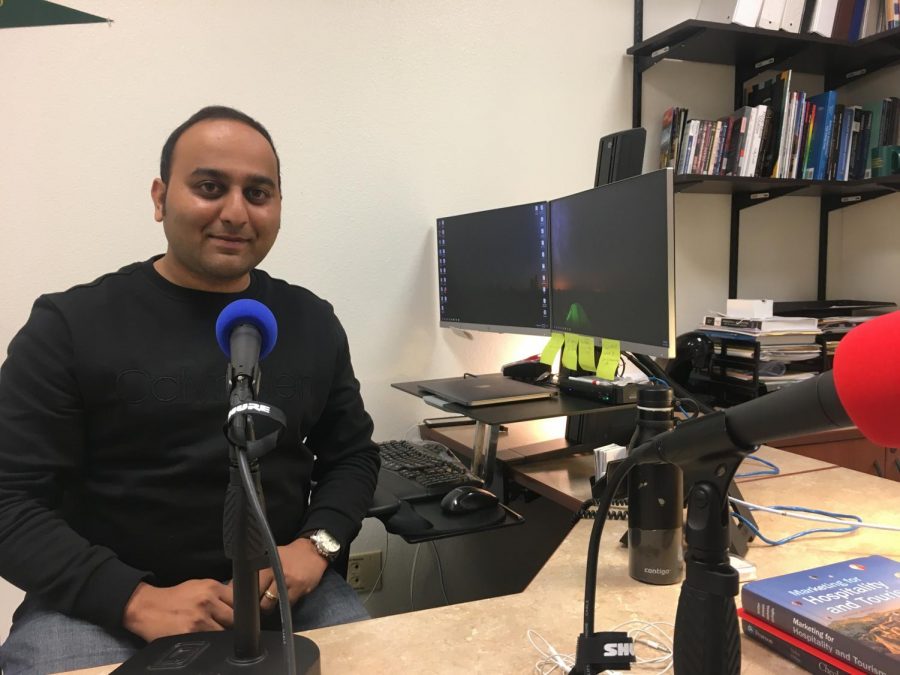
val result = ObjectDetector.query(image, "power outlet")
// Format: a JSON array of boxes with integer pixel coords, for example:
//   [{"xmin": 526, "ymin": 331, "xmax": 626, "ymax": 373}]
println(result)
[{"xmin": 347, "ymin": 550, "xmax": 382, "ymax": 593}]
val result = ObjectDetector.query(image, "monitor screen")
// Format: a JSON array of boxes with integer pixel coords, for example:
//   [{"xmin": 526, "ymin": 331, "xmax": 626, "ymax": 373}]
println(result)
[
  {"xmin": 437, "ymin": 201, "xmax": 551, "ymax": 336},
  {"xmin": 549, "ymin": 168, "xmax": 675, "ymax": 358}
]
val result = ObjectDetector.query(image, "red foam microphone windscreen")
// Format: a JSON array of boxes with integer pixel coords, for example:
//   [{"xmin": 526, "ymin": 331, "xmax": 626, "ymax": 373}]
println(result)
[{"xmin": 833, "ymin": 310, "xmax": 900, "ymax": 447}]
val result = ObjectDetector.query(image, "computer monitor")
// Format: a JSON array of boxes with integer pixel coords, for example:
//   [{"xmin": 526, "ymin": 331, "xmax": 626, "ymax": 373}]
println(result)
[
  {"xmin": 549, "ymin": 168, "xmax": 675, "ymax": 358},
  {"xmin": 437, "ymin": 202, "xmax": 551, "ymax": 336}
]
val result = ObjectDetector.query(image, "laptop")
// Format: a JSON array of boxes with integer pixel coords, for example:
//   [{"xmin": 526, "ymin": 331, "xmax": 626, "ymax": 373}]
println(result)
[{"xmin": 418, "ymin": 374, "xmax": 556, "ymax": 407}]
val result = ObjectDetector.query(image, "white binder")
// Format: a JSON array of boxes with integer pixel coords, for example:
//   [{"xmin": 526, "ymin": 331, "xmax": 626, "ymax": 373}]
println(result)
[
  {"xmin": 780, "ymin": 0, "xmax": 807, "ymax": 32},
  {"xmin": 809, "ymin": 0, "xmax": 840, "ymax": 37},
  {"xmin": 734, "ymin": 0, "xmax": 765, "ymax": 26},
  {"xmin": 697, "ymin": 0, "xmax": 738, "ymax": 23},
  {"xmin": 758, "ymin": 0, "xmax": 788, "ymax": 29}
]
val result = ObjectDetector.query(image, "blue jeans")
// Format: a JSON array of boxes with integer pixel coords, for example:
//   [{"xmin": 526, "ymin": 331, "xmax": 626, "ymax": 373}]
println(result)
[{"xmin": 0, "ymin": 569, "xmax": 368, "ymax": 675}]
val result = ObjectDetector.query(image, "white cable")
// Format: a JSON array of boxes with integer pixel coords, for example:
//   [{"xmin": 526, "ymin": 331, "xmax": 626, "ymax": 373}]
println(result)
[
  {"xmin": 403, "ymin": 423, "xmax": 422, "ymax": 443},
  {"xmin": 361, "ymin": 527, "xmax": 390, "ymax": 607},
  {"xmin": 729, "ymin": 497, "xmax": 900, "ymax": 532},
  {"xmin": 527, "ymin": 629, "xmax": 574, "ymax": 674},
  {"xmin": 430, "ymin": 540, "xmax": 451, "ymax": 605},
  {"xmin": 610, "ymin": 620, "xmax": 675, "ymax": 673},
  {"xmin": 527, "ymin": 622, "xmax": 676, "ymax": 675},
  {"xmin": 409, "ymin": 543, "xmax": 421, "ymax": 611}
]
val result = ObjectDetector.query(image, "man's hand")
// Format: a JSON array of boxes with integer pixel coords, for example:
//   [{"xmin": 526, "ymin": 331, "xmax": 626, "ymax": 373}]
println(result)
[
  {"xmin": 258, "ymin": 537, "xmax": 328, "ymax": 613},
  {"xmin": 123, "ymin": 579, "xmax": 235, "ymax": 642}
]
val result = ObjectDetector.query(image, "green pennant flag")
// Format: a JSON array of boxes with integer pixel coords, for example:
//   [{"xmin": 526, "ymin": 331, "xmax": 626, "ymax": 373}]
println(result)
[{"xmin": 0, "ymin": 0, "xmax": 108, "ymax": 29}]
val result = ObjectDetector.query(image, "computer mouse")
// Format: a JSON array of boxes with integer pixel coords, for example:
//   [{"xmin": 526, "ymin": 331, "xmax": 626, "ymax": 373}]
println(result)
[{"xmin": 440, "ymin": 486, "xmax": 499, "ymax": 514}]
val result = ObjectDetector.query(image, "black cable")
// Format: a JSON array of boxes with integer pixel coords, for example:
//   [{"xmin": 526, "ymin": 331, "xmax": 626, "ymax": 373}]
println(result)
[
  {"xmin": 628, "ymin": 351, "xmax": 715, "ymax": 415},
  {"xmin": 237, "ymin": 447, "xmax": 295, "ymax": 675},
  {"xmin": 573, "ymin": 498, "xmax": 628, "ymax": 521},
  {"xmin": 581, "ymin": 453, "xmax": 639, "ymax": 642},
  {"xmin": 675, "ymin": 396, "xmax": 702, "ymax": 418}
]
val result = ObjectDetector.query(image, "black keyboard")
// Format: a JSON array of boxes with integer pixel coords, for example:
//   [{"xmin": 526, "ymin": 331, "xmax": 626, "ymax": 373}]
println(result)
[{"xmin": 377, "ymin": 439, "xmax": 483, "ymax": 501}]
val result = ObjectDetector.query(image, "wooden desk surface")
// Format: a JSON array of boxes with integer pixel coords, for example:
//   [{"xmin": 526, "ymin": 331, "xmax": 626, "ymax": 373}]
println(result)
[{"xmin": 62, "ymin": 468, "xmax": 899, "ymax": 675}]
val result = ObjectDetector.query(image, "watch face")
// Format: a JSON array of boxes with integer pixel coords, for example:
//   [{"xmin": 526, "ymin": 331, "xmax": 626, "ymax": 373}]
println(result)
[{"xmin": 313, "ymin": 530, "xmax": 340, "ymax": 557}]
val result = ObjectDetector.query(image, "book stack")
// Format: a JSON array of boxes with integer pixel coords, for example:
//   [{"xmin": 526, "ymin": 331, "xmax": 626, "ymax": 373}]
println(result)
[
  {"xmin": 818, "ymin": 315, "xmax": 874, "ymax": 363},
  {"xmin": 739, "ymin": 555, "xmax": 900, "ymax": 675},
  {"xmin": 697, "ymin": 1, "xmax": 890, "ymax": 40},
  {"xmin": 660, "ymin": 69, "xmax": 900, "ymax": 180}
]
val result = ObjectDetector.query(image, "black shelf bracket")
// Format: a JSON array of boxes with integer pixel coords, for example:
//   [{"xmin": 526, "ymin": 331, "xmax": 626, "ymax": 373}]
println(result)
[
  {"xmin": 733, "ymin": 186, "xmax": 806, "ymax": 211},
  {"xmin": 817, "ymin": 188, "xmax": 898, "ymax": 299},
  {"xmin": 824, "ymin": 54, "xmax": 900, "ymax": 92},
  {"xmin": 823, "ymin": 188, "xmax": 898, "ymax": 213}
]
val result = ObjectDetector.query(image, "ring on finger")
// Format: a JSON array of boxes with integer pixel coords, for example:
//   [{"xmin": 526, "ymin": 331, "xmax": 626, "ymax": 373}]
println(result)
[{"xmin": 264, "ymin": 589, "xmax": 278, "ymax": 602}]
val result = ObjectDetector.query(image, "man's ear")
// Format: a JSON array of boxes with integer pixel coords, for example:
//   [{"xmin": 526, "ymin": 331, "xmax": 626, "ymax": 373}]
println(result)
[{"xmin": 151, "ymin": 178, "xmax": 167, "ymax": 222}]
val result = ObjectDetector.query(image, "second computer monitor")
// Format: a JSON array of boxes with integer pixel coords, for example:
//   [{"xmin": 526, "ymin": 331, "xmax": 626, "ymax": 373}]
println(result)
[
  {"xmin": 437, "ymin": 201, "xmax": 550, "ymax": 336},
  {"xmin": 549, "ymin": 168, "xmax": 675, "ymax": 358}
]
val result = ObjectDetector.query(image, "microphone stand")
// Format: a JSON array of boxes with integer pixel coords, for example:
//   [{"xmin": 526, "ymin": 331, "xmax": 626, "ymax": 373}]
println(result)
[
  {"xmin": 573, "ymin": 410, "xmax": 754, "ymax": 675},
  {"xmin": 672, "ymin": 454, "xmax": 745, "ymax": 675},
  {"xmin": 114, "ymin": 365, "xmax": 320, "ymax": 674}
]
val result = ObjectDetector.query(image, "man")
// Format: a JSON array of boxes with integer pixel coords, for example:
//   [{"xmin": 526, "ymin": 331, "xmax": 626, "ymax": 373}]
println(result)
[{"xmin": 0, "ymin": 106, "xmax": 380, "ymax": 674}]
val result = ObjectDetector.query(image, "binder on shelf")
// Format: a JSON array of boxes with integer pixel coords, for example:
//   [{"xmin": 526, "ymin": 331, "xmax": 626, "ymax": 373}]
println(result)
[
  {"xmin": 696, "ymin": 0, "xmax": 739, "ymax": 24},
  {"xmin": 758, "ymin": 0, "xmax": 787, "ymax": 30},
  {"xmin": 780, "ymin": 0, "xmax": 806, "ymax": 32},
  {"xmin": 847, "ymin": 0, "xmax": 867, "ymax": 40},
  {"xmin": 831, "ymin": 0, "xmax": 857, "ymax": 41},
  {"xmin": 859, "ymin": 0, "xmax": 882, "ymax": 38},
  {"xmin": 734, "ymin": 0, "xmax": 765, "ymax": 26},
  {"xmin": 808, "ymin": 0, "xmax": 840, "ymax": 37}
]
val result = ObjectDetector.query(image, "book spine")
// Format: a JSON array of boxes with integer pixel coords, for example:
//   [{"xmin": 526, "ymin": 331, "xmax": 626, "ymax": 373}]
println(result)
[
  {"xmin": 741, "ymin": 587, "xmax": 896, "ymax": 675},
  {"xmin": 692, "ymin": 121, "xmax": 711, "ymax": 174},
  {"xmin": 671, "ymin": 109, "xmax": 685, "ymax": 170},
  {"xmin": 746, "ymin": 106, "xmax": 766, "ymax": 176},
  {"xmin": 802, "ymin": 102, "xmax": 817, "ymax": 179},
  {"xmin": 775, "ymin": 83, "xmax": 796, "ymax": 177},
  {"xmin": 854, "ymin": 109, "xmax": 872, "ymax": 179},
  {"xmin": 723, "ymin": 114, "xmax": 741, "ymax": 175},
  {"xmin": 741, "ymin": 618, "xmax": 863, "ymax": 675},
  {"xmin": 678, "ymin": 120, "xmax": 697, "ymax": 175},
  {"xmin": 816, "ymin": 95, "xmax": 837, "ymax": 180},
  {"xmin": 789, "ymin": 92, "xmax": 807, "ymax": 178},
  {"xmin": 709, "ymin": 119, "xmax": 723, "ymax": 174},
  {"xmin": 756, "ymin": 106, "xmax": 775, "ymax": 176},
  {"xmin": 827, "ymin": 105, "xmax": 844, "ymax": 181}
]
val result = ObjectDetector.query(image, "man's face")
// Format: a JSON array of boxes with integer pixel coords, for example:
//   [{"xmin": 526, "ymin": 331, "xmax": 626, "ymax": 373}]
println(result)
[{"xmin": 151, "ymin": 118, "xmax": 281, "ymax": 292}]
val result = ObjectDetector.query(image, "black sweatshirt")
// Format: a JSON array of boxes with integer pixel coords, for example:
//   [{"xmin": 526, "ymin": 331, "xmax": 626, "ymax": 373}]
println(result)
[{"xmin": 0, "ymin": 259, "xmax": 379, "ymax": 631}]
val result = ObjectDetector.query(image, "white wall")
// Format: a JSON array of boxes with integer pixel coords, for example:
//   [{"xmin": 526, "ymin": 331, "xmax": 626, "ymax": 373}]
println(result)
[{"xmin": 3, "ymin": 0, "xmax": 899, "ymax": 638}]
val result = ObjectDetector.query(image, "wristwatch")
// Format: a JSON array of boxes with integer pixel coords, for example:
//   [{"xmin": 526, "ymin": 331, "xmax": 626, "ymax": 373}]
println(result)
[{"xmin": 305, "ymin": 529, "xmax": 341, "ymax": 562}]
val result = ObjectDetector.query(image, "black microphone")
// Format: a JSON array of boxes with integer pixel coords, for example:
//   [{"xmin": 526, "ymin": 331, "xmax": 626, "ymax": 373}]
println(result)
[{"xmin": 630, "ymin": 370, "xmax": 852, "ymax": 471}]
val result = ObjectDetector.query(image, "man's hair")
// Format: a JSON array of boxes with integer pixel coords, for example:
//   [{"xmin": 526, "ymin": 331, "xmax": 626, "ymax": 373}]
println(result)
[{"xmin": 159, "ymin": 106, "xmax": 281, "ymax": 188}]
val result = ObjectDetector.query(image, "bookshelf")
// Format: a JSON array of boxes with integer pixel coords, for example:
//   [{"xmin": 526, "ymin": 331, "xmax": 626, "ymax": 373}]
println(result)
[{"xmin": 628, "ymin": 3, "xmax": 900, "ymax": 298}]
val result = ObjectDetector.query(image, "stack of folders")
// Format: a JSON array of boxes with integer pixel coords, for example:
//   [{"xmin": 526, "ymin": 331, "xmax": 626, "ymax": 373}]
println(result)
[
  {"xmin": 818, "ymin": 314, "xmax": 875, "ymax": 357},
  {"xmin": 660, "ymin": 68, "xmax": 900, "ymax": 181},
  {"xmin": 696, "ymin": 1, "xmax": 889, "ymax": 40},
  {"xmin": 699, "ymin": 313, "xmax": 822, "ymax": 390}
]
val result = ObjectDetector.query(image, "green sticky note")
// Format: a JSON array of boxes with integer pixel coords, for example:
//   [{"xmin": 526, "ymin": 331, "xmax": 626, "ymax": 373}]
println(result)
[
  {"xmin": 596, "ymin": 338, "xmax": 621, "ymax": 380},
  {"xmin": 578, "ymin": 335, "xmax": 596, "ymax": 371},
  {"xmin": 539, "ymin": 332, "xmax": 565, "ymax": 366},
  {"xmin": 562, "ymin": 332, "xmax": 578, "ymax": 370}
]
